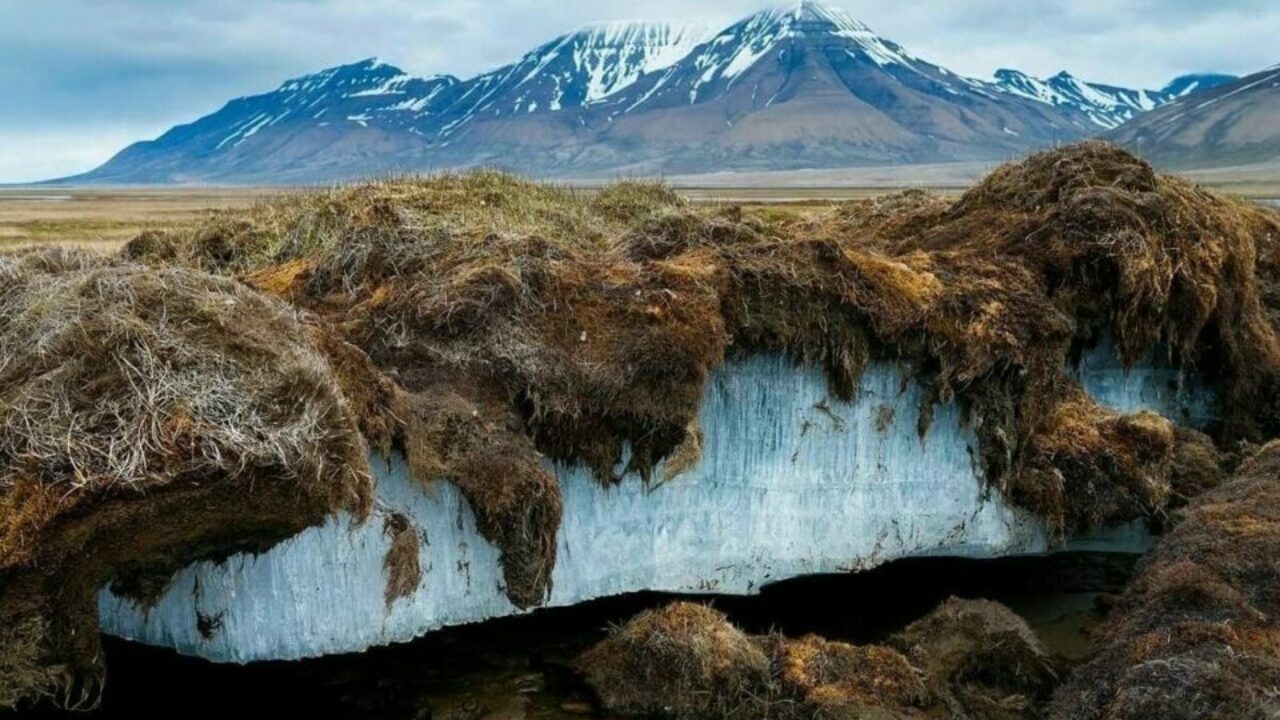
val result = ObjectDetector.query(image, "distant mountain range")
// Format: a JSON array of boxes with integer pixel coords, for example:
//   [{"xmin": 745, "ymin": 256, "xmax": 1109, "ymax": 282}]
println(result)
[
  {"xmin": 1106, "ymin": 65, "xmax": 1280, "ymax": 169},
  {"xmin": 64, "ymin": 1, "xmax": 1247, "ymax": 184},
  {"xmin": 990, "ymin": 70, "xmax": 1235, "ymax": 130}
]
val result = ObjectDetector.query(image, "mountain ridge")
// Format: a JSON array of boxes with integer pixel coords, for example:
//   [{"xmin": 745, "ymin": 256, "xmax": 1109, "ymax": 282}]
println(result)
[
  {"xmin": 64, "ymin": 1, "xmax": 1244, "ymax": 184},
  {"xmin": 1107, "ymin": 65, "xmax": 1280, "ymax": 169}
]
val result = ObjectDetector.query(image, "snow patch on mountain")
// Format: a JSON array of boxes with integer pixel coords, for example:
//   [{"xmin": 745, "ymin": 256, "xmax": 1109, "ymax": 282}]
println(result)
[
  {"xmin": 578, "ymin": 22, "xmax": 713, "ymax": 102},
  {"xmin": 992, "ymin": 69, "xmax": 1171, "ymax": 129},
  {"xmin": 1160, "ymin": 73, "xmax": 1239, "ymax": 98}
]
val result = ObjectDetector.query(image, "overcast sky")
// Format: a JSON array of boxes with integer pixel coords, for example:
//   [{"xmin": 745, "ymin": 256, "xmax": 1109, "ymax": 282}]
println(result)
[{"xmin": 2, "ymin": 0, "xmax": 1277, "ymax": 182}]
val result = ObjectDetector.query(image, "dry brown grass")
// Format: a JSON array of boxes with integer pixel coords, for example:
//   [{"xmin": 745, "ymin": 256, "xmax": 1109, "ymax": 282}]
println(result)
[
  {"xmin": 6, "ymin": 143, "xmax": 1278, "ymax": 710},
  {"xmin": 891, "ymin": 597, "xmax": 1057, "ymax": 720},
  {"xmin": 577, "ymin": 601, "xmax": 929, "ymax": 720},
  {"xmin": 576, "ymin": 602, "xmax": 772, "ymax": 720},
  {"xmin": 0, "ymin": 246, "xmax": 372, "ymax": 709},
  {"xmin": 0, "ymin": 188, "xmax": 271, "ymax": 250},
  {"xmin": 764, "ymin": 633, "xmax": 927, "ymax": 718},
  {"xmin": 579, "ymin": 599, "xmax": 1060, "ymax": 720},
  {"xmin": 1050, "ymin": 441, "xmax": 1280, "ymax": 720},
  {"xmin": 113, "ymin": 145, "xmax": 1280, "ymax": 610},
  {"xmin": 382, "ymin": 513, "xmax": 423, "ymax": 608}
]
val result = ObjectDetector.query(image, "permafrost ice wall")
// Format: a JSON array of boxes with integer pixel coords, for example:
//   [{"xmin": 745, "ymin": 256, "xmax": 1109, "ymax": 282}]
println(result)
[{"xmin": 98, "ymin": 347, "xmax": 1217, "ymax": 663}]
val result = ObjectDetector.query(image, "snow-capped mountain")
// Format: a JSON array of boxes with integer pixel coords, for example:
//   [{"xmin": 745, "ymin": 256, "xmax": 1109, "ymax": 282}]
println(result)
[
  {"xmin": 187, "ymin": 59, "xmax": 458, "ymax": 142},
  {"xmin": 65, "ymin": 1, "xmax": 1237, "ymax": 184},
  {"xmin": 572, "ymin": 2, "xmax": 1091, "ymax": 171},
  {"xmin": 990, "ymin": 69, "xmax": 1237, "ymax": 130},
  {"xmin": 595, "ymin": 3, "xmax": 991, "ymax": 112},
  {"xmin": 1108, "ymin": 66, "xmax": 1280, "ymax": 168},
  {"xmin": 993, "ymin": 70, "xmax": 1166, "ymax": 130},
  {"xmin": 427, "ymin": 21, "xmax": 712, "ymax": 137},
  {"xmin": 474, "ymin": 23, "xmax": 708, "ymax": 112}
]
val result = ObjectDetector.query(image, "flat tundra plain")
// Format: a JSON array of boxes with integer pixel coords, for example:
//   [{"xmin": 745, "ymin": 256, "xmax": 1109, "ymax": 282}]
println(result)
[{"xmin": 2, "ymin": 175, "xmax": 1278, "ymax": 252}]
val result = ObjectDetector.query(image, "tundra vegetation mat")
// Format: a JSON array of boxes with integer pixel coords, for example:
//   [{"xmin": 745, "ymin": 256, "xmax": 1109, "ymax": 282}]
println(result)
[
  {"xmin": 1049, "ymin": 441, "xmax": 1280, "ymax": 720},
  {"xmin": 0, "ymin": 249, "xmax": 373, "ymax": 709},
  {"xmin": 3, "ymin": 142, "xmax": 1280, "ymax": 710}
]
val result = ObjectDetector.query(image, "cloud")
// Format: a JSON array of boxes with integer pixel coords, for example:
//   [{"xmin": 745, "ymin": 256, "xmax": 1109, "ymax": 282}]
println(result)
[
  {"xmin": 2, "ymin": 0, "xmax": 1277, "ymax": 181},
  {"xmin": 0, "ymin": 126, "xmax": 160, "ymax": 184}
]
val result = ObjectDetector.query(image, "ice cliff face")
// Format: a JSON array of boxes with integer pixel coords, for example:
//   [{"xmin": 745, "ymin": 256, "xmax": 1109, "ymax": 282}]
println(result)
[{"xmin": 98, "ymin": 349, "xmax": 1213, "ymax": 663}]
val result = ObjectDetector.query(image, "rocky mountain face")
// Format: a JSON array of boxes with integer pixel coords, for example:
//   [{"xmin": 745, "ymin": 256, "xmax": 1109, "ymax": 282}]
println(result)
[
  {"xmin": 1107, "ymin": 65, "xmax": 1280, "ymax": 169},
  {"xmin": 65, "ymin": 2, "xmax": 1240, "ymax": 183}
]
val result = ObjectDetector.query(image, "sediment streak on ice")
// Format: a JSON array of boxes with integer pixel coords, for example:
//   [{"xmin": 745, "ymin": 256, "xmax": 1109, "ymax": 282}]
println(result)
[{"xmin": 98, "ymin": 350, "xmax": 1210, "ymax": 662}]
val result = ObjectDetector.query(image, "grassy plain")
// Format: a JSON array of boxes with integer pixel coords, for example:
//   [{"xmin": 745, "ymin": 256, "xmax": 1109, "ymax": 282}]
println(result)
[
  {"xmin": 0, "ymin": 188, "xmax": 280, "ymax": 251},
  {"xmin": 1, "ymin": 173, "xmax": 1276, "ymax": 253}
]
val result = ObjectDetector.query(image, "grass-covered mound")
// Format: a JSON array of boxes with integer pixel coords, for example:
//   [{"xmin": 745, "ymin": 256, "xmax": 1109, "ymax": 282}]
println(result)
[
  {"xmin": 891, "ymin": 597, "xmax": 1057, "ymax": 719},
  {"xmin": 1050, "ymin": 441, "xmax": 1280, "ymax": 720},
  {"xmin": 577, "ymin": 599, "xmax": 1053, "ymax": 720},
  {"xmin": 5, "ymin": 141, "xmax": 1276, "ymax": 710},
  {"xmin": 0, "ymin": 248, "xmax": 372, "ymax": 709},
  {"xmin": 124, "ymin": 143, "xmax": 1277, "ymax": 608}
]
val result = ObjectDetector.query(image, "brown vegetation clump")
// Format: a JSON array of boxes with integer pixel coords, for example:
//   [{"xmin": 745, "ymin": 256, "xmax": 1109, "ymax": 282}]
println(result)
[
  {"xmin": 891, "ymin": 597, "xmax": 1058, "ymax": 720},
  {"xmin": 576, "ymin": 602, "xmax": 772, "ymax": 720},
  {"xmin": 848, "ymin": 142, "xmax": 1280, "ymax": 443},
  {"xmin": 395, "ymin": 384, "xmax": 561, "ymax": 608},
  {"xmin": 117, "ymin": 145, "xmax": 1280, "ymax": 604},
  {"xmin": 580, "ymin": 599, "xmax": 1067, "ymax": 720},
  {"xmin": 0, "ymin": 247, "xmax": 372, "ymax": 709},
  {"xmin": 382, "ymin": 513, "xmax": 422, "ymax": 608},
  {"xmin": 577, "ymin": 601, "xmax": 930, "ymax": 720},
  {"xmin": 761, "ymin": 632, "xmax": 928, "ymax": 719},
  {"xmin": 1050, "ymin": 441, "xmax": 1280, "ymax": 720}
]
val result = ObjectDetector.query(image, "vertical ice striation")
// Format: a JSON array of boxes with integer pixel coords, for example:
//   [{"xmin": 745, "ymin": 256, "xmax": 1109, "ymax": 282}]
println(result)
[{"xmin": 98, "ymin": 349, "xmax": 1209, "ymax": 663}]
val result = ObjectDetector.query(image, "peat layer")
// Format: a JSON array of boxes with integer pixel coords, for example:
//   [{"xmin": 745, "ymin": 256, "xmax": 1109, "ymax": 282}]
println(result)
[
  {"xmin": 3, "ymin": 142, "xmax": 1280, "ymax": 709},
  {"xmin": 0, "ymin": 249, "xmax": 372, "ymax": 709},
  {"xmin": 1050, "ymin": 440, "xmax": 1280, "ymax": 720}
]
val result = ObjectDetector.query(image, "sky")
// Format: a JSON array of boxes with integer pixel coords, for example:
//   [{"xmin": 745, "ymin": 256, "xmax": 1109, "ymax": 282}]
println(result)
[{"xmin": 2, "ymin": 0, "xmax": 1277, "ymax": 183}]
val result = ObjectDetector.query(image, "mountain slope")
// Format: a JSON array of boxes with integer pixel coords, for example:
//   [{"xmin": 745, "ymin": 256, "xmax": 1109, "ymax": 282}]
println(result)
[
  {"xmin": 990, "ymin": 70, "xmax": 1237, "ymax": 130},
  {"xmin": 428, "ymin": 22, "xmax": 712, "ymax": 136},
  {"xmin": 1161, "ymin": 73, "xmax": 1239, "ymax": 98},
  {"xmin": 993, "ymin": 70, "xmax": 1164, "ymax": 129},
  {"xmin": 1108, "ymin": 66, "xmax": 1280, "ymax": 169},
  {"xmin": 574, "ymin": 3, "xmax": 1089, "ymax": 171},
  {"xmin": 83, "ymin": 59, "xmax": 463, "ymax": 184},
  {"xmin": 65, "ymin": 1, "xmax": 1233, "ymax": 184}
]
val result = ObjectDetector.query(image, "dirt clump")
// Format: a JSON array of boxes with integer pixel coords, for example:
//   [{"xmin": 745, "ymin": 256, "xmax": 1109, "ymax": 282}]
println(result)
[
  {"xmin": 850, "ymin": 142, "xmax": 1280, "ymax": 445},
  {"xmin": 577, "ymin": 601, "xmax": 930, "ymax": 720},
  {"xmin": 1049, "ymin": 440, "xmax": 1280, "ymax": 720},
  {"xmin": 579, "ymin": 599, "xmax": 1070, "ymax": 720},
  {"xmin": 0, "ymin": 247, "xmax": 372, "ymax": 709},
  {"xmin": 382, "ymin": 513, "xmax": 423, "ymax": 608},
  {"xmin": 576, "ymin": 602, "xmax": 772, "ymax": 720},
  {"xmin": 761, "ymin": 632, "xmax": 928, "ymax": 719},
  {"xmin": 890, "ymin": 597, "xmax": 1058, "ymax": 720}
]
